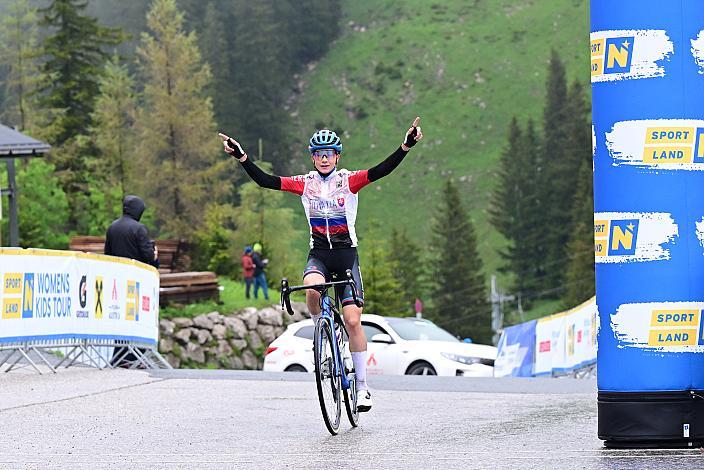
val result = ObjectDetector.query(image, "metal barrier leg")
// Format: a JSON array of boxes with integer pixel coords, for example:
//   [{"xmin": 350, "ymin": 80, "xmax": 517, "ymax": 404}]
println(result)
[
  {"xmin": 87, "ymin": 344, "xmax": 112, "ymax": 369},
  {"xmin": 139, "ymin": 350, "xmax": 160, "ymax": 369},
  {"xmin": 78, "ymin": 344, "xmax": 101, "ymax": 369},
  {"xmin": 109, "ymin": 346, "xmax": 132, "ymax": 368},
  {"xmin": 56, "ymin": 346, "xmax": 79, "ymax": 368},
  {"xmin": 126, "ymin": 346, "xmax": 151, "ymax": 369},
  {"xmin": 17, "ymin": 348, "xmax": 43, "ymax": 374},
  {"xmin": 0, "ymin": 349, "xmax": 18, "ymax": 369},
  {"xmin": 65, "ymin": 347, "xmax": 86, "ymax": 368},
  {"xmin": 30, "ymin": 347, "xmax": 57, "ymax": 374},
  {"xmin": 5, "ymin": 349, "xmax": 27, "ymax": 373},
  {"xmin": 149, "ymin": 349, "xmax": 174, "ymax": 369}
]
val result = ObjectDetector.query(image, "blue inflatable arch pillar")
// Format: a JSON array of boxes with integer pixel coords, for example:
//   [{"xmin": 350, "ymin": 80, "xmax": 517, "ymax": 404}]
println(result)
[{"xmin": 591, "ymin": 0, "xmax": 704, "ymax": 447}]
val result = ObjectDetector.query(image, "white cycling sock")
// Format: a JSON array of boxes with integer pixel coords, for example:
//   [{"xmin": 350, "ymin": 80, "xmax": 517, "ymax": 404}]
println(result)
[
  {"xmin": 310, "ymin": 313, "xmax": 321, "ymax": 324},
  {"xmin": 351, "ymin": 351, "xmax": 368, "ymax": 391}
]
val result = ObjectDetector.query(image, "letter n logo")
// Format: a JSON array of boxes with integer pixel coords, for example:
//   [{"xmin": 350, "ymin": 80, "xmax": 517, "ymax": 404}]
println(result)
[
  {"xmin": 22, "ymin": 273, "xmax": 34, "ymax": 318},
  {"xmin": 604, "ymin": 36, "xmax": 633, "ymax": 73},
  {"xmin": 608, "ymin": 219, "xmax": 639, "ymax": 255},
  {"xmin": 694, "ymin": 128, "xmax": 704, "ymax": 163}
]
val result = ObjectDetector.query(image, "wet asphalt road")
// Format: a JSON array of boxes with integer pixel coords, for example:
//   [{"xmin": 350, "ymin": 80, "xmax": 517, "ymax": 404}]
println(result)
[{"xmin": 0, "ymin": 368, "xmax": 702, "ymax": 469}]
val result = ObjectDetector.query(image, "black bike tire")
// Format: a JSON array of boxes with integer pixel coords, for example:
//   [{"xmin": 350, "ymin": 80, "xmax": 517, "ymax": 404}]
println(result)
[
  {"xmin": 314, "ymin": 318, "xmax": 341, "ymax": 435},
  {"xmin": 343, "ymin": 363, "xmax": 359, "ymax": 427}
]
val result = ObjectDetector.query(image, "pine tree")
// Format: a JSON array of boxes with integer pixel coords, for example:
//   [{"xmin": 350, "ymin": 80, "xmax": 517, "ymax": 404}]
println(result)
[
  {"xmin": 134, "ymin": 0, "xmax": 228, "ymax": 236},
  {"xmin": 358, "ymin": 223, "xmax": 406, "ymax": 316},
  {"xmin": 429, "ymin": 180, "xmax": 491, "ymax": 343},
  {"xmin": 38, "ymin": 0, "xmax": 124, "ymax": 144},
  {"xmin": 36, "ymin": 0, "xmax": 124, "ymax": 231},
  {"xmin": 521, "ymin": 118, "xmax": 549, "ymax": 301},
  {"xmin": 490, "ymin": 117, "xmax": 547, "ymax": 304},
  {"xmin": 90, "ymin": 55, "xmax": 136, "ymax": 202},
  {"xmin": 198, "ymin": 3, "xmax": 238, "ymax": 138},
  {"xmin": 227, "ymin": 1, "xmax": 297, "ymax": 172},
  {"xmin": 489, "ymin": 118, "xmax": 524, "ymax": 279},
  {"xmin": 564, "ymin": 80, "xmax": 592, "ymax": 172},
  {"xmin": 540, "ymin": 50, "xmax": 570, "ymax": 293},
  {"xmin": 562, "ymin": 159, "xmax": 595, "ymax": 307},
  {"xmin": 0, "ymin": 0, "xmax": 41, "ymax": 131},
  {"xmin": 388, "ymin": 227, "xmax": 424, "ymax": 314}
]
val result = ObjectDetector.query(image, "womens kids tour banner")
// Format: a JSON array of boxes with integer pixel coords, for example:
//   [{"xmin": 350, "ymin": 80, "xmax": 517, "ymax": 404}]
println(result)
[{"xmin": 0, "ymin": 248, "xmax": 159, "ymax": 345}]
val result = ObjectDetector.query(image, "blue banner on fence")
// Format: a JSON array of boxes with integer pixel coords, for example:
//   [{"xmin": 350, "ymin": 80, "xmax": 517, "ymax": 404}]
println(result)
[{"xmin": 494, "ymin": 320, "xmax": 536, "ymax": 377}]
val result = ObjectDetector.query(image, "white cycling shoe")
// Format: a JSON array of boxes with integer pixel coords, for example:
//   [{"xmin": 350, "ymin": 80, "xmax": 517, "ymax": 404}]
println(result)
[{"xmin": 356, "ymin": 390, "xmax": 373, "ymax": 412}]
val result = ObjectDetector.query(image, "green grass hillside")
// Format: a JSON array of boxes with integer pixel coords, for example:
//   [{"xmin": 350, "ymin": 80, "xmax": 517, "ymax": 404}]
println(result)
[{"xmin": 288, "ymin": 0, "xmax": 590, "ymax": 289}]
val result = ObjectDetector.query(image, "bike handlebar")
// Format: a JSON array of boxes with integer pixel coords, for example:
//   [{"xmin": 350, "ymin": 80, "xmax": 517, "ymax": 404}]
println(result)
[{"xmin": 280, "ymin": 269, "xmax": 362, "ymax": 315}]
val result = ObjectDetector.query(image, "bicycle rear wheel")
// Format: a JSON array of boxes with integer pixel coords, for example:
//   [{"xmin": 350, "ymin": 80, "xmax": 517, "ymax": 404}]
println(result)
[
  {"xmin": 343, "ymin": 357, "xmax": 359, "ymax": 427},
  {"xmin": 314, "ymin": 318, "xmax": 341, "ymax": 435}
]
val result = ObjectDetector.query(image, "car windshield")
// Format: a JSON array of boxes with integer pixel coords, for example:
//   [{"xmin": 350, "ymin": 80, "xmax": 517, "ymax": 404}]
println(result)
[{"xmin": 385, "ymin": 318, "xmax": 459, "ymax": 342}]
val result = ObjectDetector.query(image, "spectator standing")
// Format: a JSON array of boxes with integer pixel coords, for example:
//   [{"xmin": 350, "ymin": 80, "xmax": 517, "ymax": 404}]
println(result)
[
  {"xmin": 252, "ymin": 242, "xmax": 269, "ymax": 300},
  {"xmin": 242, "ymin": 246, "xmax": 255, "ymax": 299},
  {"xmin": 104, "ymin": 195, "xmax": 159, "ymax": 367},
  {"xmin": 105, "ymin": 195, "xmax": 159, "ymax": 268}
]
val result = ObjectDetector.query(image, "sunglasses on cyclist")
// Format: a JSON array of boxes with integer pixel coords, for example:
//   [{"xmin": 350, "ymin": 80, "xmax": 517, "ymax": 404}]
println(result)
[{"xmin": 311, "ymin": 149, "xmax": 338, "ymax": 159}]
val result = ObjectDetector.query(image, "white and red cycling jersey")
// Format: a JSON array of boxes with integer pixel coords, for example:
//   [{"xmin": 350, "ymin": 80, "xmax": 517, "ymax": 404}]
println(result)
[
  {"xmin": 281, "ymin": 168, "xmax": 371, "ymax": 249},
  {"xmin": 237, "ymin": 145, "xmax": 409, "ymax": 250}
]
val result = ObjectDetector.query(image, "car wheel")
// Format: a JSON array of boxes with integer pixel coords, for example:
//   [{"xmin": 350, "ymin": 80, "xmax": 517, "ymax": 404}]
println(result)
[
  {"xmin": 406, "ymin": 361, "xmax": 437, "ymax": 376},
  {"xmin": 285, "ymin": 364, "xmax": 307, "ymax": 372}
]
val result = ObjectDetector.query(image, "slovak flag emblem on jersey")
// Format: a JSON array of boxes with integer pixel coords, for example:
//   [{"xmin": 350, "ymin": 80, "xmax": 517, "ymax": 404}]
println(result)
[{"xmin": 337, "ymin": 197, "xmax": 345, "ymax": 207}]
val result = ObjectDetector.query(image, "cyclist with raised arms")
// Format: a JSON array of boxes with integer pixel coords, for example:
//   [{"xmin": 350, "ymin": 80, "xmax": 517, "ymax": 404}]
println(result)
[{"xmin": 218, "ymin": 117, "xmax": 423, "ymax": 412}]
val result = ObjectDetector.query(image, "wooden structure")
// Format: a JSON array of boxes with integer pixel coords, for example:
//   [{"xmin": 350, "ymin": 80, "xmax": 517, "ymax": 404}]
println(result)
[{"xmin": 69, "ymin": 236, "xmax": 219, "ymax": 306}]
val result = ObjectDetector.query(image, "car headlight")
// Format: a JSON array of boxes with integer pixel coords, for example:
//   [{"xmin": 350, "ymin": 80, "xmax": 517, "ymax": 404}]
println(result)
[{"xmin": 441, "ymin": 352, "xmax": 481, "ymax": 365}]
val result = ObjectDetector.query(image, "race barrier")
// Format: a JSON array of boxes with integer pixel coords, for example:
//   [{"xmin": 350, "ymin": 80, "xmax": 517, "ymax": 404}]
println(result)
[
  {"xmin": 591, "ymin": 0, "xmax": 704, "ymax": 446},
  {"xmin": 494, "ymin": 297, "xmax": 597, "ymax": 378},
  {"xmin": 0, "ymin": 248, "xmax": 170, "ymax": 373}
]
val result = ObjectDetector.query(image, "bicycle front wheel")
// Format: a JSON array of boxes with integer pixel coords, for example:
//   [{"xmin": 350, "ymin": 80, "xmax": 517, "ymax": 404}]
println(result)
[{"xmin": 314, "ymin": 318, "xmax": 341, "ymax": 435}]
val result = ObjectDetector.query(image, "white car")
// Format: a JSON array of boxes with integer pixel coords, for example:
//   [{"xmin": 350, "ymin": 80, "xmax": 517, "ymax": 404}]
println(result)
[{"xmin": 263, "ymin": 314, "xmax": 497, "ymax": 377}]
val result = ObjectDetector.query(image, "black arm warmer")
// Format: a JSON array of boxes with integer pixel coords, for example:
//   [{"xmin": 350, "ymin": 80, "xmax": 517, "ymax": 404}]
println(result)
[
  {"xmin": 240, "ymin": 157, "xmax": 282, "ymax": 190},
  {"xmin": 367, "ymin": 146, "xmax": 409, "ymax": 182}
]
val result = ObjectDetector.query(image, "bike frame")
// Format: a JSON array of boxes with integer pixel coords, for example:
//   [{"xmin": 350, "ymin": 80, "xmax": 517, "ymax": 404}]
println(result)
[
  {"xmin": 319, "ymin": 293, "xmax": 352, "ymax": 391},
  {"xmin": 280, "ymin": 271, "xmax": 362, "ymax": 391}
]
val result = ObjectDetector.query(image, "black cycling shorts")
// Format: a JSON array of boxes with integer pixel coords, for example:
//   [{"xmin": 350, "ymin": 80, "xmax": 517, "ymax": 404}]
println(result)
[{"xmin": 303, "ymin": 247, "xmax": 365, "ymax": 307}]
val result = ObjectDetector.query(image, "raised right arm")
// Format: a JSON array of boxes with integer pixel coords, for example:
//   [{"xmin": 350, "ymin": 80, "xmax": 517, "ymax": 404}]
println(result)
[
  {"xmin": 239, "ymin": 157, "xmax": 281, "ymax": 190},
  {"xmin": 219, "ymin": 132, "xmax": 304, "ymax": 195}
]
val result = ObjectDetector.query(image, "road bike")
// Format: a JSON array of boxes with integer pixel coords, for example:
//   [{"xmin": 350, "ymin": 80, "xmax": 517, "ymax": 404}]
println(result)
[{"xmin": 280, "ymin": 270, "xmax": 362, "ymax": 435}]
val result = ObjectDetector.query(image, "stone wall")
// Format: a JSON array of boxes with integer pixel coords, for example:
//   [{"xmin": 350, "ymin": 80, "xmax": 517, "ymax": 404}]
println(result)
[{"xmin": 159, "ymin": 302, "xmax": 310, "ymax": 369}]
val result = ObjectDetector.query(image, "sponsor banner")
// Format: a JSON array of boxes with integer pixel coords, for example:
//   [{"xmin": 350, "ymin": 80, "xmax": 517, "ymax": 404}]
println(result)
[
  {"xmin": 534, "ymin": 298, "xmax": 598, "ymax": 376},
  {"xmin": 494, "ymin": 320, "xmax": 536, "ymax": 378},
  {"xmin": 606, "ymin": 119, "xmax": 704, "ymax": 169},
  {"xmin": 594, "ymin": 212, "xmax": 678, "ymax": 263},
  {"xmin": 0, "ymin": 249, "xmax": 159, "ymax": 345},
  {"xmin": 590, "ymin": 30, "xmax": 673, "ymax": 82},
  {"xmin": 611, "ymin": 302, "xmax": 704, "ymax": 352},
  {"xmin": 496, "ymin": 298, "xmax": 597, "ymax": 377},
  {"xmin": 693, "ymin": 30, "xmax": 704, "ymax": 74}
]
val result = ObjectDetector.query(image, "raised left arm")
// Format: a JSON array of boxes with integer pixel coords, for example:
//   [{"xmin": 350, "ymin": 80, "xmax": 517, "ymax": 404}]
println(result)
[{"xmin": 349, "ymin": 117, "xmax": 423, "ymax": 193}]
